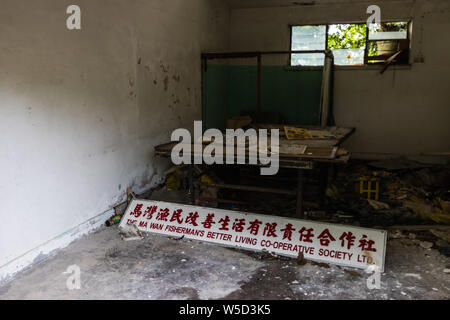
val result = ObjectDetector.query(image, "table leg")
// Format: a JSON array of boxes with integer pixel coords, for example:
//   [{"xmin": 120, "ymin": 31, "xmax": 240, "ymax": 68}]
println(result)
[
  {"xmin": 189, "ymin": 164, "xmax": 195, "ymax": 205},
  {"xmin": 296, "ymin": 170, "xmax": 304, "ymax": 218},
  {"xmin": 319, "ymin": 163, "xmax": 329, "ymax": 208}
]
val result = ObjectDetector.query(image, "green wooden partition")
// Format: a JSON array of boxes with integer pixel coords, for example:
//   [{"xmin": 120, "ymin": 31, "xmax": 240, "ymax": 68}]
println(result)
[{"xmin": 202, "ymin": 64, "xmax": 323, "ymax": 130}]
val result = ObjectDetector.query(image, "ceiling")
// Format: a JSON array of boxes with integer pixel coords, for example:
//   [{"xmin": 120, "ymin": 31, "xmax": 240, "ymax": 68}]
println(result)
[{"xmin": 224, "ymin": 0, "xmax": 401, "ymax": 9}]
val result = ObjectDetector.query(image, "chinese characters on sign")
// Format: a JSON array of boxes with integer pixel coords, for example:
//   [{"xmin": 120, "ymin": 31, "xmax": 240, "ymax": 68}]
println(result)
[{"xmin": 120, "ymin": 200, "xmax": 387, "ymax": 271}]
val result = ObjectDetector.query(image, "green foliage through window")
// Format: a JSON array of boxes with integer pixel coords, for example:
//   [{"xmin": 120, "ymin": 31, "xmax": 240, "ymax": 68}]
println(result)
[
  {"xmin": 327, "ymin": 24, "xmax": 366, "ymax": 50},
  {"xmin": 291, "ymin": 21, "xmax": 410, "ymax": 66}
]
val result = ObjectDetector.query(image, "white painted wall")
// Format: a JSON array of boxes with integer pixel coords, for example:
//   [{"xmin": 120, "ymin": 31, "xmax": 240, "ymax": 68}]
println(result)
[
  {"xmin": 229, "ymin": 0, "xmax": 450, "ymax": 158},
  {"xmin": 0, "ymin": 0, "xmax": 229, "ymax": 281}
]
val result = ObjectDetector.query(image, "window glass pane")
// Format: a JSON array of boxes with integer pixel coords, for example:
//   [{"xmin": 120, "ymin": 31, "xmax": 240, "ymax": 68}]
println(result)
[
  {"xmin": 369, "ymin": 22, "xmax": 408, "ymax": 40},
  {"xmin": 292, "ymin": 25, "xmax": 327, "ymax": 50},
  {"xmin": 291, "ymin": 53, "xmax": 325, "ymax": 66},
  {"xmin": 332, "ymin": 49, "xmax": 365, "ymax": 66},
  {"xmin": 368, "ymin": 40, "xmax": 399, "ymax": 59},
  {"xmin": 328, "ymin": 24, "xmax": 366, "ymax": 65},
  {"xmin": 291, "ymin": 25, "xmax": 326, "ymax": 66},
  {"xmin": 368, "ymin": 39, "xmax": 409, "ymax": 64}
]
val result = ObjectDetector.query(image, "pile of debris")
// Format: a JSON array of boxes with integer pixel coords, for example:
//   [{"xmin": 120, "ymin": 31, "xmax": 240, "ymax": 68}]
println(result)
[
  {"xmin": 324, "ymin": 157, "xmax": 450, "ymax": 227},
  {"xmin": 388, "ymin": 225, "xmax": 450, "ymax": 257},
  {"xmin": 107, "ymin": 157, "xmax": 449, "ymax": 231}
]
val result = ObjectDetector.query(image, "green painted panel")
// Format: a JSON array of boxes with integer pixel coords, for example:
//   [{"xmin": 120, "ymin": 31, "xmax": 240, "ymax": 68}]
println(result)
[
  {"xmin": 260, "ymin": 66, "xmax": 322, "ymax": 125},
  {"xmin": 202, "ymin": 65, "xmax": 323, "ymax": 130},
  {"xmin": 201, "ymin": 65, "xmax": 229, "ymax": 130},
  {"xmin": 227, "ymin": 66, "xmax": 258, "ymax": 120}
]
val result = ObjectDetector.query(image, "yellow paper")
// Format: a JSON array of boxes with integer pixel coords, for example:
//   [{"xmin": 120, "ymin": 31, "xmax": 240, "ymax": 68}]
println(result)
[{"xmin": 284, "ymin": 126, "xmax": 312, "ymax": 140}]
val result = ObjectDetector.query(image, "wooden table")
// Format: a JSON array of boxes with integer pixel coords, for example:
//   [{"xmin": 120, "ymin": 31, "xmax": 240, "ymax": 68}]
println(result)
[{"xmin": 154, "ymin": 126, "xmax": 355, "ymax": 217}]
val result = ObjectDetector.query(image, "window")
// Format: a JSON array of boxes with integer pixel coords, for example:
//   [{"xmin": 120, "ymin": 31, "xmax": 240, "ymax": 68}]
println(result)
[
  {"xmin": 328, "ymin": 24, "xmax": 367, "ymax": 66},
  {"xmin": 367, "ymin": 22, "xmax": 410, "ymax": 64},
  {"xmin": 291, "ymin": 25, "xmax": 326, "ymax": 66},
  {"xmin": 290, "ymin": 22, "xmax": 410, "ymax": 67}
]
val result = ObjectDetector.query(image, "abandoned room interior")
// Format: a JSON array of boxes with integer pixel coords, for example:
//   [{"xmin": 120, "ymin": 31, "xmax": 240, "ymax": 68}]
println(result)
[{"xmin": 0, "ymin": 0, "xmax": 449, "ymax": 303}]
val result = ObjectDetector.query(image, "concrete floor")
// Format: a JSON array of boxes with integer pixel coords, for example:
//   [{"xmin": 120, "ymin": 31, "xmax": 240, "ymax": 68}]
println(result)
[{"xmin": 0, "ymin": 225, "xmax": 449, "ymax": 300}]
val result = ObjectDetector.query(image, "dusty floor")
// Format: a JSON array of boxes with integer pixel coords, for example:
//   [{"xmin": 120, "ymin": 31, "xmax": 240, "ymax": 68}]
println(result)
[{"xmin": 0, "ymin": 224, "xmax": 449, "ymax": 300}]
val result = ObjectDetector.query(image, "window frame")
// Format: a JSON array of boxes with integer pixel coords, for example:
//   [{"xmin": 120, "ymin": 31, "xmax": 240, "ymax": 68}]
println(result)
[{"xmin": 289, "ymin": 20, "xmax": 412, "ymax": 68}]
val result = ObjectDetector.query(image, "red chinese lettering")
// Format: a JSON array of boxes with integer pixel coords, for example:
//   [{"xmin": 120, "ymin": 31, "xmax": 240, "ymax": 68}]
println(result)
[
  {"xmin": 247, "ymin": 219, "xmax": 262, "ymax": 235},
  {"xmin": 170, "ymin": 209, "xmax": 183, "ymax": 224},
  {"xmin": 263, "ymin": 223, "xmax": 278, "ymax": 237},
  {"xmin": 298, "ymin": 227, "xmax": 314, "ymax": 243},
  {"xmin": 280, "ymin": 223, "xmax": 295, "ymax": 241},
  {"xmin": 317, "ymin": 228, "xmax": 336, "ymax": 247},
  {"xmin": 186, "ymin": 212, "xmax": 199, "ymax": 226},
  {"xmin": 358, "ymin": 235, "xmax": 377, "ymax": 252},
  {"xmin": 339, "ymin": 231, "xmax": 356, "ymax": 250},
  {"xmin": 218, "ymin": 216, "xmax": 230, "ymax": 231},
  {"xmin": 232, "ymin": 219, "xmax": 246, "ymax": 233},
  {"xmin": 144, "ymin": 205, "xmax": 158, "ymax": 220},
  {"xmin": 156, "ymin": 208, "xmax": 170, "ymax": 221},
  {"xmin": 202, "ymin": 214, "xmax": 216, "ymax": 229},
  {"xmin": 131, "ymin": 204, "xmax": 143, "ymax": 218}
]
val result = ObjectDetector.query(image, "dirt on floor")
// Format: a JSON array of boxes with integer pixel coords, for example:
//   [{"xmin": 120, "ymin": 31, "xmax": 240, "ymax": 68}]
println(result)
[{"xmin": 0, "ymin": 225, "xmax": 448, "ymax": 300}]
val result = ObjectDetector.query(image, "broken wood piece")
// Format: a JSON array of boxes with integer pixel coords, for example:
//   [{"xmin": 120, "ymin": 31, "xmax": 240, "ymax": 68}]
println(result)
[
  {"xmin": 119, "ymin": 223, "xmax": 143, "ymax": 241},
  {"xmin": 200, "ymin": 182, "xmax": 298, "ymax": 195},
  {"xmin": 164, "ymin": 165, "xmax": 186, "ymax": 175},
  {"xmin": 309, "ymin": 261, "xmax": 330, "ymax": 268},
  {"xmin": 344, "ymin": 269, "xmax": 361, "ymax": 277},
  {"xmin": 169, "ymin": 235, "xmax": 185, "ymax": 241},
  {"xmin": 193, "ymin": 165, "xmax": 203, "ymax": 175},
  {"xmin": 367, "ymin": 199, "xmax": 391, "ymax": 210},
  {"xmin": 297, "ymin": 252, "xmax": 307, "ymax": 265},
  {"xmin": 279, "ymin": 144, "xmax": 307, "ymax": 155}
]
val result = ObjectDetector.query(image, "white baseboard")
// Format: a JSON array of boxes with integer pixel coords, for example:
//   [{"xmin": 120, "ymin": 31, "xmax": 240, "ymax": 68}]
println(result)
[
  {"xmin": 0, "ymin": 174, "xmax": 165, "ymax": 285},
  {"xmin": 0, "ymin": 208, "xmax": 114, "ymax": 285}
]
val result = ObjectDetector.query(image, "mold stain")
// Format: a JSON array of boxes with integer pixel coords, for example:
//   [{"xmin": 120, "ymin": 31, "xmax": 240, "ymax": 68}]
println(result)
[
  {"xmin": 164, "ymin": 76, "xmax": 169, "ymax": 91},
  {"xmin": 160, "ymin": 62, "xmax": 169, "ymax": 73}
]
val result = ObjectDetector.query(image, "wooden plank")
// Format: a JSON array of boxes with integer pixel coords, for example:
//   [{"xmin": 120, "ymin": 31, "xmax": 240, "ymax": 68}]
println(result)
[{"xmin": 200, "ymin": 182, "xmax": 298, "ymax": 195}]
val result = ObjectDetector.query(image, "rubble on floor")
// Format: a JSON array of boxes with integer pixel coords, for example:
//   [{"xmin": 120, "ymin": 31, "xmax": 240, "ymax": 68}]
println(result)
[
  {"xmin": 117, "ymin": 158, "xmax": 449, "ymax": 229},
  {"xmin": 108, "ymin": 158, "xmax": 449, "ymax": 261},
  {"xmin": 387, "ymin": 226, "xmax": 450, "ymax": 258},
  {"xmin": 324, "ymin": 158, "xmax": 450, "ymax": 227},
  {"xmin": 1, "ymin": 225, "xmax": 448, "ymax": 300},
  {"xmin": 119, "ymin": 223, "xmax": 144, "ymax": 242}
]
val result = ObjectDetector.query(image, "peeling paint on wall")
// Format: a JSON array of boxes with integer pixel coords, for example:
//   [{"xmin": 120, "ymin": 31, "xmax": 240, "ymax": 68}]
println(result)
[{"xmin": 0, "ymin": 0, "xmax": 230, "ymax": 280}]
